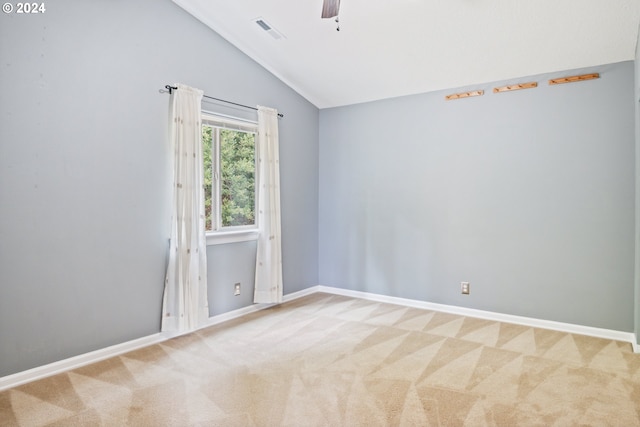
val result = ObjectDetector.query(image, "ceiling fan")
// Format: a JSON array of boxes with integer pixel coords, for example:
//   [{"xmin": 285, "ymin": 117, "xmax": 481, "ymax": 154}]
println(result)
[
  {"xmin": 321, "ymin": 0, "xmax": 341, "ymax": 30},
  {"xmin": 321, "ymin": 0, "xmax": 340, "ymax": 18}
]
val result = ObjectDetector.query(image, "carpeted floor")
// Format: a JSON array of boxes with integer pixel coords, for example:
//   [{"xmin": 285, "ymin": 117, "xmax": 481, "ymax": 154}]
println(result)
[{"xmin": 1, "ymin": 292, "xmax": 640, "ymax": 426}]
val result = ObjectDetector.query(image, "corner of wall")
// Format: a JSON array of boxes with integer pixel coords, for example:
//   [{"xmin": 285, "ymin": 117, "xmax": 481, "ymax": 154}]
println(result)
[{"xmin": 634, "ymin": 20, "xmax": 640, "ymax": 351}]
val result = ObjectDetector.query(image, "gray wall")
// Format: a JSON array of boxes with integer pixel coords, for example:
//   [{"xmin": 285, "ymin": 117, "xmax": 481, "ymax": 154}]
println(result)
[
  {"xmin": 0, "ymin": 0, "xmax": 319, "ymax": 376},
  {"xmin": 635, "ymin": 26, "xmax": 640, "ymax": 346},
  {"xmin": 319, "ymin": 62, "xmax": 635, "ymax": 332}
]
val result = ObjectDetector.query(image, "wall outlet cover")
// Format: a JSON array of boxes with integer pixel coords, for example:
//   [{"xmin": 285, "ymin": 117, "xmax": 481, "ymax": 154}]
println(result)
[{"xmin": 461, "ymin": 282, "xmax": 470, "ymax": 295}]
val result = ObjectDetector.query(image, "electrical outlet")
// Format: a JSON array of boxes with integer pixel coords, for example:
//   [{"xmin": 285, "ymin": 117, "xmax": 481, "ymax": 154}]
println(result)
[
  {"xmin": 461, "ymin": 282, "xmax": 470, "ymax": 295},
  {"xmin": 234, "ymin": 282, "xmax": 241, "ymax": 296}
]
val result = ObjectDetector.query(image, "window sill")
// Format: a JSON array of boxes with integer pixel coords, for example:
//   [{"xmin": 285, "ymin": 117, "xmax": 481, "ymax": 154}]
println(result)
[{"xmin": 206, "ymin": 229, "xmax": 259, "ymax": 246}]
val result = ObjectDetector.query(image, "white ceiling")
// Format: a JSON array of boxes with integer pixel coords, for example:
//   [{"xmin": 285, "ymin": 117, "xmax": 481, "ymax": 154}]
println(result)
[{"xmin": 173, "ymin": 0, "xmax": 640, "ymax": 109}]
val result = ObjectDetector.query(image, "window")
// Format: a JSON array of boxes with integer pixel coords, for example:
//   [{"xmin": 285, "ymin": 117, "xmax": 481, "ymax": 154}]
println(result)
[{"xmin": 202, "ymin": 113, "xmax": 258, "ymax": 243}]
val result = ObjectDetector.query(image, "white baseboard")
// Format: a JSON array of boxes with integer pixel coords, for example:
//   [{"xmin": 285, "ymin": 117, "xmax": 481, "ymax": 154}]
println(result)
[
  {"xmin": 0, "ymin": 286, "xmax": 320, "ymax": 392},
  {"xmin": 1, "ymin": 285, "xmax": 637, "ymax": 391},
  {"xmin": 200, "ymin": 286, "xmax": 318, "ymax": 328},
  {"xmin": 315, "ymin": 285, "xmax": 639, "ymax": 352},
  {"xmin": 0, "ymin": 334, "xmax": 165, "ymax": 392}
]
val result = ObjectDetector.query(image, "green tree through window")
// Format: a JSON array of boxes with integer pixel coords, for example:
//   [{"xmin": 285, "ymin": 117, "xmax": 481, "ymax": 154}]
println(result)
[
  {"xmin": 220, "ymin": 129, "xmax": 255, "ymax": 227},
  {"xmin": 202, "ymin": 125, "xmax": 213, "ymax": 230},
  {"xmin": 202, "ymin": 114, "xmax": 256, "ymax": 232}
]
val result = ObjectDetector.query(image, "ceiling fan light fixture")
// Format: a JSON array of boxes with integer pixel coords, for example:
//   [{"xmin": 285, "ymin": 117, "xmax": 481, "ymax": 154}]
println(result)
[{"xmin": 321, "ymin": 0, "xmax": 340, "ymax": 18}]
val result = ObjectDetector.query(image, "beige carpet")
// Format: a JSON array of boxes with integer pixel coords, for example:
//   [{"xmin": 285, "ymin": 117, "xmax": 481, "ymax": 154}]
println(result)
[{"xmin": 1, "ymin": 292, "xmax": 640, "ymax": 426}]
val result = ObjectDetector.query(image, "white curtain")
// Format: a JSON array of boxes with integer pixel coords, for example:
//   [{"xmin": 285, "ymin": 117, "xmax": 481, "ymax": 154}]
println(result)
[
  {"xmin": 254, "ymin": 106, "xmax": 283, "ymax": 304},
  {"xmin": 161, "ymin": 83, "xmax": 209, "ymax": 332}
]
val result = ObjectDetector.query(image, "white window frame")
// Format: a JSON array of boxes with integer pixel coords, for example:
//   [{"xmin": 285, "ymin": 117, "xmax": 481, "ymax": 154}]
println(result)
[{"xmin": 202, "ymin": 112, "xmax": 259, "ymax": 246}]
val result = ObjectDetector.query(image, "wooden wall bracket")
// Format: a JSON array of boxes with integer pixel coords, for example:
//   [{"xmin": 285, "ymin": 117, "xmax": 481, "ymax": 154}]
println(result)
[
  {"xmin": 493, "ymin": 82, "xmax": 538, "ymax": 93},
  {"xmin": 549, "ymin": 73, "xmax": 600, "ymax": 85},
  {"xmin": 445, "ymin": 90, "xmax": 484, "ymax": 101}
]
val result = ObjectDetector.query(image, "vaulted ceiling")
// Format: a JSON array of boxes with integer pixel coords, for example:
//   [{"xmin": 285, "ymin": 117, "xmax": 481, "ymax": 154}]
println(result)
[{"xmin": 173, "ymin": 0, "xmax": 640, "ymax": 109}]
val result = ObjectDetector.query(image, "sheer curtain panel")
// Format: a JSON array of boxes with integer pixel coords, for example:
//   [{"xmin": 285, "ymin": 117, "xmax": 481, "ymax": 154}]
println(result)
[
  {"xmin": 161, "ymin": 83, "xmax": 209, "ymax": 332},
  {"xmin": 254, "ymin": 106, "xmax": 283, "ymax": 304}
]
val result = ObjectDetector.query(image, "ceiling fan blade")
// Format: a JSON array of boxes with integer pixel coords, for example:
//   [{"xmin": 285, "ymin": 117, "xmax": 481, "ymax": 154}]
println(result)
[{"xmin": 321, "ymin": 0, "xmax": 340, "ymax": 18}]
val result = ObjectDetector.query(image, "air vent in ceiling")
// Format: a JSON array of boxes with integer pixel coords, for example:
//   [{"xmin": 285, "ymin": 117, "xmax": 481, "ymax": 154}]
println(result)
[
  {"xmin": 255, "ymin": 19, "xmax": 270, "ymax": 30},
  {"xmin": 253, "ymin": 17, "xmax": 285, "ymax": 40}
]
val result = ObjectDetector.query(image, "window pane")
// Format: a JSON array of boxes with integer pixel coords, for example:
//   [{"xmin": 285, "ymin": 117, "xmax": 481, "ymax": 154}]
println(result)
[
  {"xmin": 202, "ymin": 126, "xmax": 213, "ymax": 231},
  {"xmin": 220, "ymin": 129, "xmax": 255, "ymax": 227}
]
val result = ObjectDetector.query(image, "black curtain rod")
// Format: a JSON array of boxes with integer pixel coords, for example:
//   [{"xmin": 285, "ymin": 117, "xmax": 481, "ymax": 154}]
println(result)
[{"xmin": 165, "ymin": 85, "xmax": 284, "ymax": 118}]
